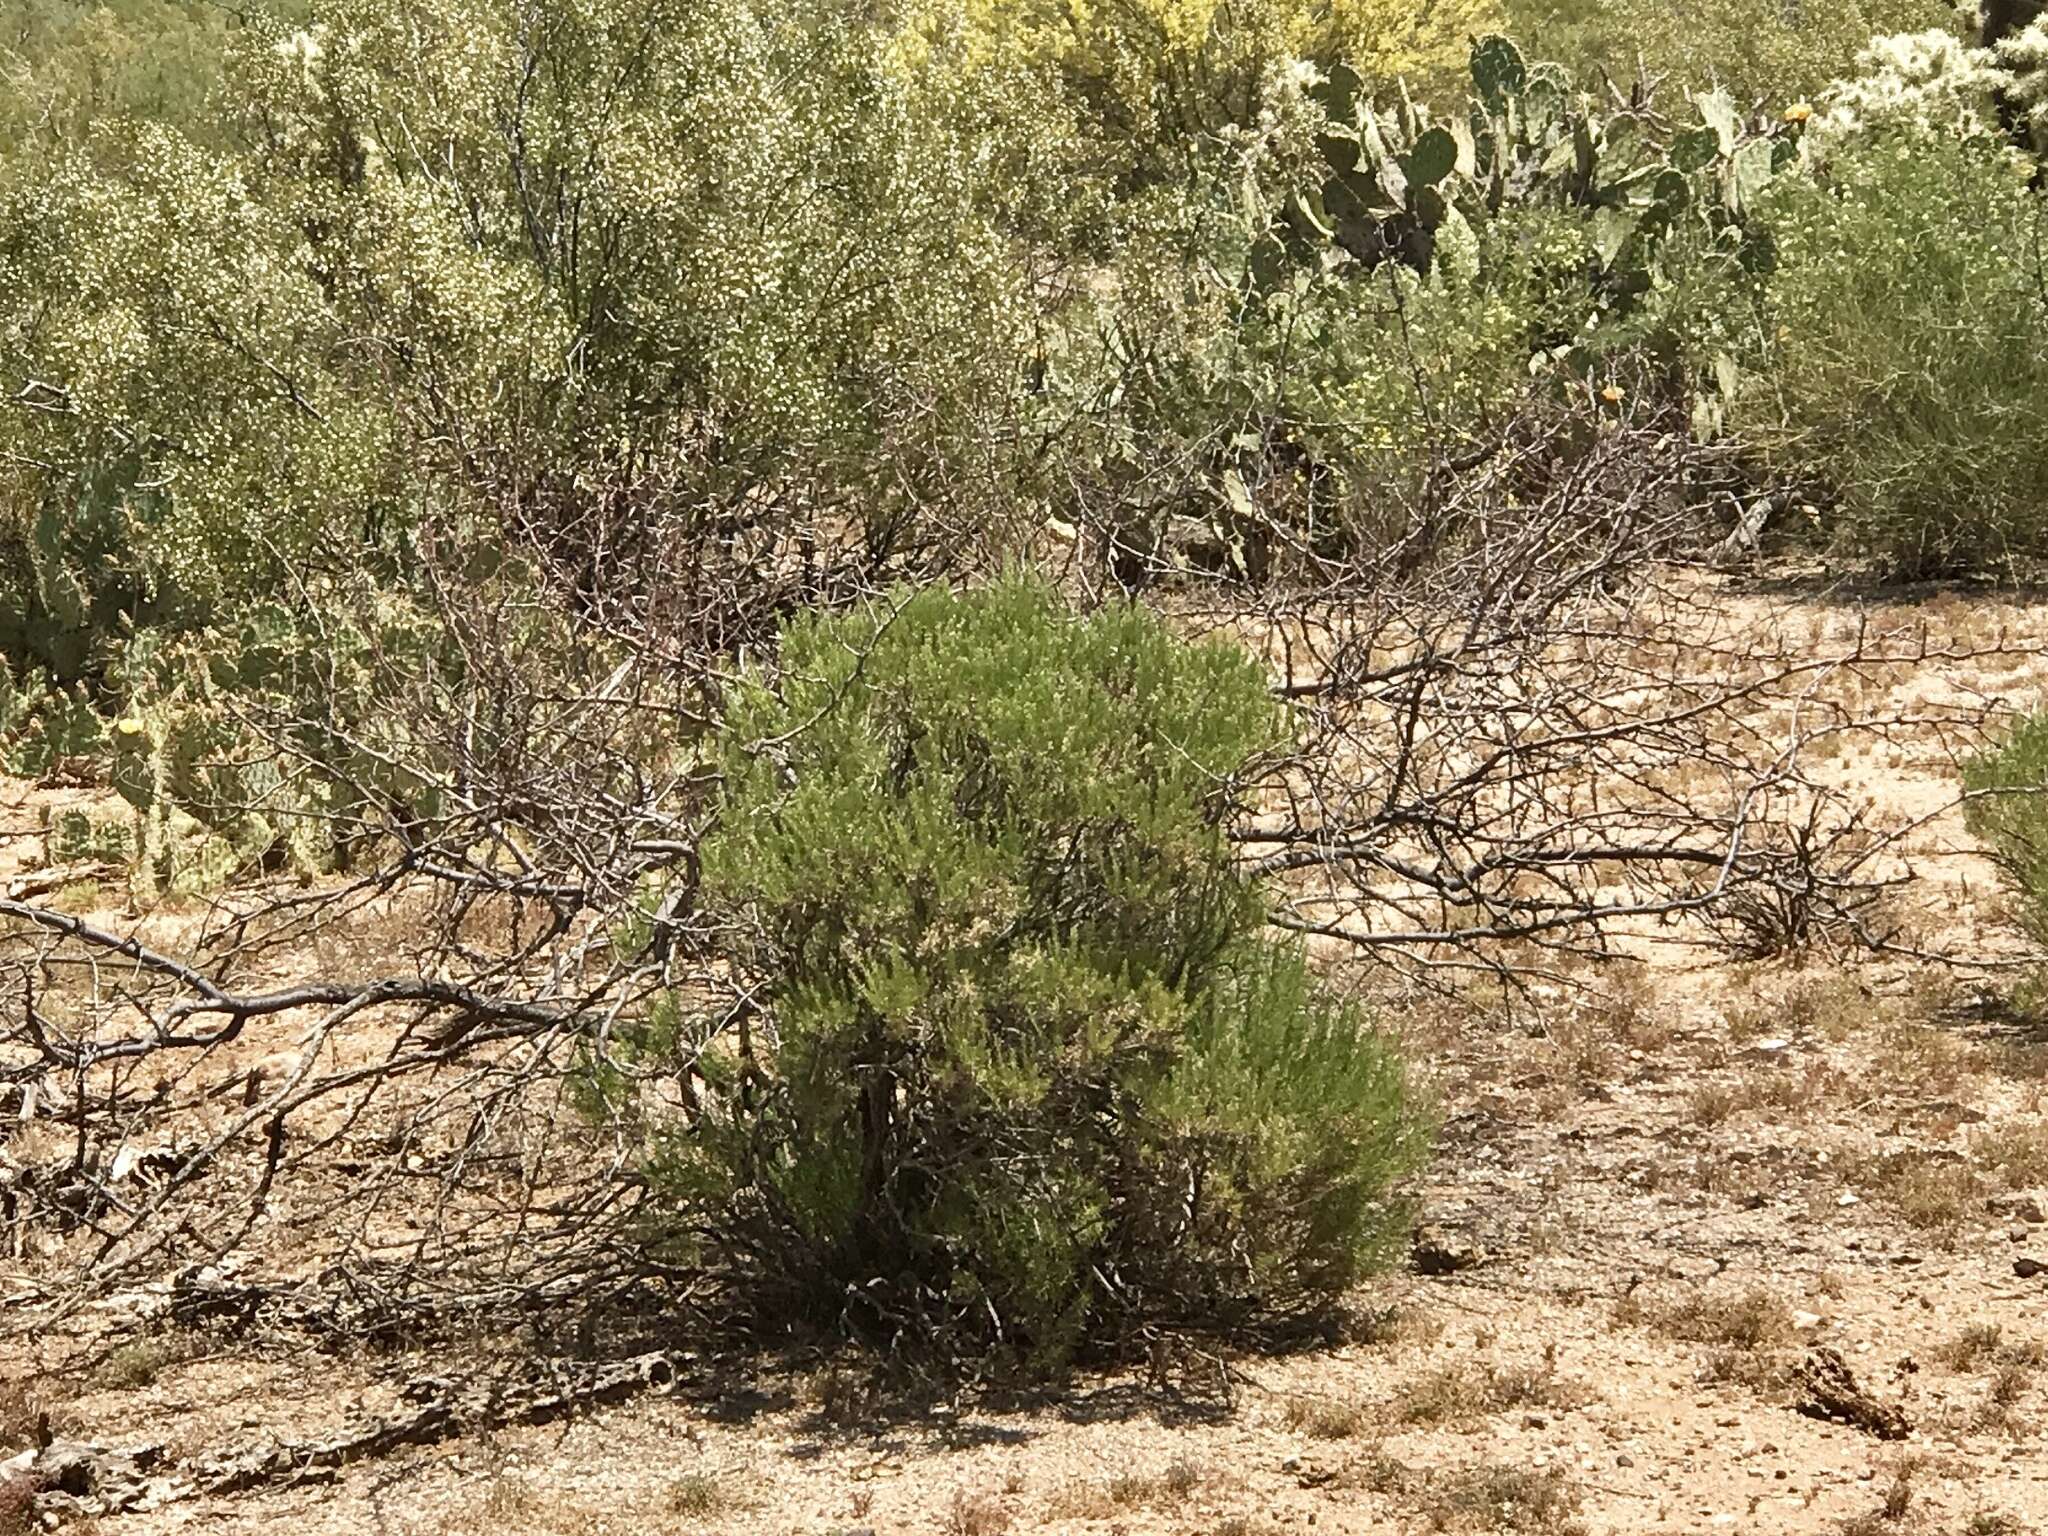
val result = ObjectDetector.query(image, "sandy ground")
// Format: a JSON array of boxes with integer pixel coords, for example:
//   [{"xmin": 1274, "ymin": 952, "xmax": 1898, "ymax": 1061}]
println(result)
[{"xmin": 12, "ymin": 577, "xmax": 2048, "ymax": 1536}]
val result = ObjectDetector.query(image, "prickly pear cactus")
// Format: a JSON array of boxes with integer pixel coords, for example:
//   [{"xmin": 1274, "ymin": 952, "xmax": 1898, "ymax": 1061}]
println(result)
[
  {"xmin": 109, "ymin": 714, "xmax": 158, "ymax": 812},
  {"xmin": 0, "ymin": 681, "xmax": 108, "ymax": 781},
  {"xmin": 1274, "ymin": 33, "xmax": 1795, "ymax": 324}
]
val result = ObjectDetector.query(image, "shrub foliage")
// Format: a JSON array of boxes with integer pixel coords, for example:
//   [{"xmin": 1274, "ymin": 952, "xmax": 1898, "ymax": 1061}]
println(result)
[
  {"xmin": 1742, "ymin": 124, "xmax": 2048, "ymax": 575},
  {"xmin": 1966, "ymin": 711, "xmax": 2048, "ymax": 944},
  {"xmin": 643, "ymin": 579, "xmax": 1427, "ymax": 1356}
]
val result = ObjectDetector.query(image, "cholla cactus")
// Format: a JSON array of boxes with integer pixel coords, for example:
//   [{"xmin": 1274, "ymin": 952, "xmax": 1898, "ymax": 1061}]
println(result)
[
  {"xmin": 1815, "ymin": 19, "xmax": 2048, "ymax": 153},
  {"xmin": 1994, "ymin": 19, "xmax": 2048, "ymax": 137},
  {"xmin": 1818, "ymin": 29, "xmax": 2006, "ymax": 138}
]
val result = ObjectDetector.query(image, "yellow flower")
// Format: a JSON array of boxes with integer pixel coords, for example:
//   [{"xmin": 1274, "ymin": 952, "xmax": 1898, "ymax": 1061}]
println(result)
[
  {"xmin": 1782, "ymin": 102, "xmax": 1813, "ymax": 124},
  {"xmin": 115, "ymin": 717, "xmax": 147, "ymax": 737},
  {"xmin": 1599, "ymin": 384, "xmax": 1625, "ymax": 404}
]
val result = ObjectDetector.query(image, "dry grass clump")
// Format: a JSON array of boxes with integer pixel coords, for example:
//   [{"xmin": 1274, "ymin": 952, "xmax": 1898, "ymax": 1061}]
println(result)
[
  {"xmin": 1983, "ymin": 1039, "xmax": 2048, "ymax": 1080},
  {"xmin": 1931, "ymin": 1323, "xmax": 2043, "ymax": 1435},
  {"xmin": 480, "ymin": 1476, "xmax": 527, "ymax": 1518},
  {"xmin": 1971, "ymin": 1121, "xmax": 2048, "ymax": 1188},
  {"xmin": 666, "ymin": 1471, "xmax": 734, "ymax": 1519},
  {"xmin": 1971, "ymin": 1360, "xmax": 2036, "ymax": 1438},
  {"xmin": 1620, "ymin": 1285, "xmax": 1793, "ymax": 1351},
  {"xmin": 1787, "ymin": 973, "xmax": 1882, "ymax": 1042},
  {"xmin": 1108, "ymin": 1459, "xmax": 1200, "ymax": 1508},
  {"xmin": 43, "ymin": 879, "xmax": 104, "ymax": 915},
  {"xmin": 944, "ymin": 1488, "xmax": 1012, "ymax": 1536},
  {"xmin": 1401, "ymin": 1357, "xmax": 1592, "ymax": 1426},
  {"xmin": 1619, "ymin": 1285, "xmax": 1795, "ymax": 1390},
  {"xmin": 1418, "ymin": 1463, "xmax": 1583, "ymax": 1533},
  {"xmin": 1688, "ymin": 1066, "xmax": 1816, "ymax": 1126},
  {"xmin": 1534, "ymin": 988, "xmax": 1663, "ymax": 1094},
  {"xmin": 1688, "ymin": 1081, "xmax": 1742, "ymax": 1126},
  {"xmin": 1867, "ymin": 1155, "xmax": 1990, "ymax": 1236},
  {"xmin": 444, "ymin": 1476, "xmax": 608, "ymax": 1536},
  {"xmin": 1537, "ymin": 1016, "xmax": 1613, "ymax": 1089},
  {"xmin": 1726, "ymin": 970, "xmax": 1875, "ymax": 1046},
  {"xmin": 1282, "ymin": 1393, "xmax": 1369, "ymax": 1439},
  {"xmin": 1343, "ymin": 1303, "xmax": 1442, "ymax": 1348},
  {"xmin": 1686, "ymin": 1155, "xmax": 1774, "ymax": 1205},
  {"xmin": 1874, "ymin": 1022, "xmax": 1982, "ymax": 1095},
  {"xmin": 1330, "ymin": 1452, "xmax": 1414, "ymax": 1494},
  {"xmin": 1834, "ymin": 1457, "xmax": 1918, "ymax": 1534},
  {"xmin": 800, "ymin": 1362, "xmax": 878, "ymax": 1425},
  {"xmin": 1937, "ymin": 1323, "xmax": 2044, "ymax": 1373},
  {"xmin": 1889, "ymin": 1158, "xmax": 1987, "ymax": 1233},
  {"xmin": 1694, "ymin": 1345, "xmax": 1792, "ymax": 1392},
  {"xmin": 1045, "ymin": 1459, "xmax": 1200, "ymax": 1518},
  {"xmin": 1839, "ymin": 1149, "xmax": 1987, "ymax": 1234},
  {"xmin": 96, "ymin": 1336, "xmax": 193, "ymax": 1391},
  {"xmin": 1880, "ymin": 1460, "xmax": 1917, "ymax": 1519},
  {"xmin": 1939, "ymin": 1324, "xmax": 2008, "ymax": 1371},
  {"xmin": 1580, "ymin": 965, "xmax": 1673, "ymax": 1053}
]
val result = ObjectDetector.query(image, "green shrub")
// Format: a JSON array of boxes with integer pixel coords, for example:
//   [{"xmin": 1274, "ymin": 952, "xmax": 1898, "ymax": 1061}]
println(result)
[
  {"xmin": 1965, "ymin": 710, "xmax": 2048, "ymax": 942},
  {"xmin": 636, "ymin": 577, "xmax": 1427, "ymax": 1359},
  {"xmin": 1, "ymin": 0, "xmax": 1054, "ymax": 686},
  {"xmin": 0, "ymin": 0, "xmax": 265, "ymax": 156},
  {"xmin": 897, "ymin": 0, "xmax": 1495, "ymax": 171},
  {"xmin": 1506, "ymin": 0, "xmax": 1951, "ymax": 103},
  {"xmin": 1742, "ymin": 129, "xmax": 2048, "ymax": 575},
  {"xmin": 1058, "ymin": 35, "xmax": 1780, "ymax": 578}
]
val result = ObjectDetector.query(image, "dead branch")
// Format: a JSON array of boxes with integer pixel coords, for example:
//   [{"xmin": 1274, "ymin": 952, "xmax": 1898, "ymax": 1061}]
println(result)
[{"xmin": 1, "ymin": 374, "xmax": 2035, "ymax": 1413}]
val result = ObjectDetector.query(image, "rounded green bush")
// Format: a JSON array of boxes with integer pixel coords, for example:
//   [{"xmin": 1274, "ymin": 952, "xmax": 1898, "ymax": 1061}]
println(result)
[
  {"xmin": 1744, "ymin": 129, "xmax": 2048, "ymax": 575},
  {"xmin": 646, "ymin": 576, "xmax": 1428, "ymax": 1360},
  {"xmin": 1965, "ymin": 709, "xmax": 2048, "ymax": 943}
]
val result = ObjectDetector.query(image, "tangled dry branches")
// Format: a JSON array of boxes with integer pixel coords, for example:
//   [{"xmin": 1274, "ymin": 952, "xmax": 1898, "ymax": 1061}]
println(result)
[{"xmin": 0, "ymin": 387, "xmax": 2039, "ymax": 1510}]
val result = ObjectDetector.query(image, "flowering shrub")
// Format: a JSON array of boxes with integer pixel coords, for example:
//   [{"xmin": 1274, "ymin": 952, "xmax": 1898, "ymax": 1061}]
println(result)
[{"xmin": 1741, "ymin": 126, "xmax": 2048, "ymax": 573}]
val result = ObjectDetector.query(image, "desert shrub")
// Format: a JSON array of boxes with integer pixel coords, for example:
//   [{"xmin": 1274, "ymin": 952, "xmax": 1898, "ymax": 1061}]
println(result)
[
  {"xmin": 0, "ymin": 122, "xmax": 346, "ymax": 679},
  {"xmin": 1965, "ymin": 710, "xmax": 2048, "ymax": 941},
  {"xmin": 0, "ymin": 0, "xmax": 271, "ymax": 155},
  {"xmin": 898, "ymin": 0, "xmax": 1495, "ymax": 173},
  {"xmin": 1054, "ymin": 35, "xmax": 1779, "ymax": 579},
  {"xmin": 636, "ymin": 577, "xmax": 1428, "ymax": 1359},
  {"xmin": 0, "ymin": 0, "xmax": 1053, "ymax": 684},
  {"xmin": 1507, "ymin": 0, "xmax": 1951, "ymax": 103},
  {"xmin": 215, "ymin": 0, "xmax": 1055, "ymax": 583},
  {"xmin": 1740, "ymin": 127, "xmax": 2048, "ymax": 574}
]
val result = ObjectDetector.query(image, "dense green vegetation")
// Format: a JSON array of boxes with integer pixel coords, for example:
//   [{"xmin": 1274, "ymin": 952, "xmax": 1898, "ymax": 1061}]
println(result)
[
  {"xmin": 2, "ymin": 2, "xmax": 2041, "ymax": 722},
  {"xmin": 1967, "ymin": 716, "xmax": 2048, "ymax": 945},
  {"xmin": 4, "ymin": 1, "xmax": 2045, "ymax": 718},
  {"xmin": 612, "ymin": 578, "xmax": 1426, "ymax": 1356},
  {"xmin": 1, "ymin": 0, "xmax": 264, "ymax": 148},
  {"xmin": 1505, "ymin": 0, "xmax": 1950, "ymax": 99},
  {"xmin": 7, "ymin": 0, "xmax": 2048, "ymax": 1351}
]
